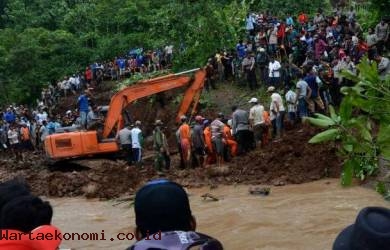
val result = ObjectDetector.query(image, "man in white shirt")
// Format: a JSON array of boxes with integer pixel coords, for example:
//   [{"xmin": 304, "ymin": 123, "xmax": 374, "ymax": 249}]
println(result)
[
  {"xmin": 164, "ymin": 45, "xmax": 173, "ymax": 65},
  {"xmin": 7, "ymin": 126, "xmax": 20, "ymax": 158},
  {"xmin": 285, "ymin": 86, "xmax": 297, "ymax": 125},
  {"xmin": 268, "ymin": 56, "xmax": 281, "ymax": 88},
  {"xmin": 248, "ymin": 97, "xmax": 265, "ymax": 147},
  {"xmin": 267, "ymin": 86, "xmax": 285, "ymax": 139},
  {"xmin": 131, "ymin": 120, "xmax": 143, "ymax": 166},
  {"xmin": 39, "ymin": 120, "xmax": 49, "ymax": 149},
  {"xmin": 374, "ymin": 54, "xmax": 390, "ymax": 80}
]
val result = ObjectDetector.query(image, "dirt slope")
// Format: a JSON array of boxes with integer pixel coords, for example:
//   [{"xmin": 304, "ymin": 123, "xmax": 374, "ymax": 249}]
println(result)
[{"xmin": 0, "ymin": 81, "xmax": 342, "ymax": 198}]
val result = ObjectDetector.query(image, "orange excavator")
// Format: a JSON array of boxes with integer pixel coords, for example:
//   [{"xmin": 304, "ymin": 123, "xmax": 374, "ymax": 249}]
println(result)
[{"xmin": 44, "ymin": 68, "xmax": 206, "ymax": 160}]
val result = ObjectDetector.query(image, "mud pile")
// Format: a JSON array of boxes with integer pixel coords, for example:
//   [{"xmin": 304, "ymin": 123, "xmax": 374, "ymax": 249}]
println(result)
[
  {"xmin": 0, "ymin": 81, "xmax": 342, "ymax": 199},
  {"xmin": 0, "ymin": 126, "xmax": 342, "ymax": 199}
]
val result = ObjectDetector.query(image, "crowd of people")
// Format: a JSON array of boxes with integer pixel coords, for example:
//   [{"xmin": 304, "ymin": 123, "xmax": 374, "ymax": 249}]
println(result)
[
  {"xmin": 0, "ymin": 45, "xmax": 175, "ymax": 159},
  {"xmin": 1, "ymin": 7, "xmax": 389, "ymax": 167},
  {"xmin": 122, "ymin": 89, "xmax": 281, "ymax": 172},
  {"xmin": 119, "ymin": 5, "xmax": 390, "ymax": 170},
  {"xmin": 0, "ymin": 5, "xmax": 390, "ymax": 250},
  {"xmin": 206, "ymin": 7, "xmax": 389, "ymax": 113}
]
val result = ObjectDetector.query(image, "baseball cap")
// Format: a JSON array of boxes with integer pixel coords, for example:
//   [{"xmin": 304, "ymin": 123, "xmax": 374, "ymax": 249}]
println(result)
[
  {"xmin": 154, "ymin": 120, "xmax": 163, "ymax": 126},
  {"xmin": 248, "ymin": 97, "xmax": 258, "ymax": 103},
  {"xmin": 134, "ymin": 179, "xmax": 192, "ymax": 236},
  {"xmin": 195, "ymin": 115, "xmax": 204, "ymax": 122},
  {"xmin": 267, "ymin": 86, "xmax": 276, "ymax": 92}
]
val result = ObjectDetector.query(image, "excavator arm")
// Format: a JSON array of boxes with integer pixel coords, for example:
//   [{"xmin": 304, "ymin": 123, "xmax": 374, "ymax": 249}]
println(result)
[{"xmin": 103, "ymin": 68, "xmax": 206, "ymax": 138}]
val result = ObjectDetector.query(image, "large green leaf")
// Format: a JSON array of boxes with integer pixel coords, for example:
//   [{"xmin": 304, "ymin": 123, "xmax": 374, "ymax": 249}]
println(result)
[
  {"xmin": 339, "ymin": 97, "xmax": 353, "ymax": 121},
  {"xmin": 328, "ymin": 105, "xmax": 337, "ymax": 122},
  {"xmin": 378, "ymin": 124, "xmax": 390, "ymax": 160},
  {"xmin": 305, "ymin": 116, "xmax": 335, "ymax": 128},
  {"xmin": 309, "ymin": 128, "xmax": 340, "ymax": 144},
  {"xmin": 314, "ymin": 113, "xmax": 336, "ymax": 124}
]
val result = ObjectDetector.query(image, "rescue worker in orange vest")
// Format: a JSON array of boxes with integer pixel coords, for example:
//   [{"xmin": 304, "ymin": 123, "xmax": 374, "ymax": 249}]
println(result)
[
  {"xmin": 223, "ymin": 120, "xmax": 237, "ymax": 158},
  {"xmin": 20, "ymin": 123, "xmax": 33, "ymax": 150},
  {"xmin": 203, "ymin": 120, "xmax": 216, "ymax": 165},
  {"xmin": 178, "ymin": 115, "xmax": 191, "ymax": 168},
  {"xmin": 262, "ymin": 111, "xmax": 271, "ymax": 147}
]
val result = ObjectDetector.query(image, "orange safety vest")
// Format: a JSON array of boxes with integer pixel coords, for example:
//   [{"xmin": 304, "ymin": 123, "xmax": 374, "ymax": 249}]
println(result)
[
  {"xmin": 203, "ymin": 126, "xmax": 216, "ymax": 164},
  {"xmin": 223, "ymin": 125, "xmax": 233, "ymax": 140},
  {"xmin": 263, "ymin": 111, "xmax": 271, "ymax": 125},
  {"xmin": 20, "ymin": 127, "xmax": 30, "ymax": 141},
  {"xmin": 223, "ymin": 125, "xmax": 237, "ymax": 157},
  {"xmin": 203, "ymin": 127, "xmax": 213, "ymax": 153},
  {"xmin": 179, "ymin": 123, "xmax": 191, "ymax": 141},
  {"xmin": 179, "ymin": 123, "xmax": 191, "ymax": 162}
]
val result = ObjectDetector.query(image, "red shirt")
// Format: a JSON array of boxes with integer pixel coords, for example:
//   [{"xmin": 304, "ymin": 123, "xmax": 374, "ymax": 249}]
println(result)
[
  {"xmin": 85, "ymin": 69, "xmax": 92, "ymax": 80},
  {"xmin": 298, "ymin": 13, "xmax": 308, "ymax": 24}
]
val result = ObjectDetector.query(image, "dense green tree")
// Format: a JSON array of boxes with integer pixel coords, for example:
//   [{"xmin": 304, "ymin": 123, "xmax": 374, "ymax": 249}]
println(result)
[{"xmin": 0, "ymin": 0, "xmax": 340, "ymax": 104}]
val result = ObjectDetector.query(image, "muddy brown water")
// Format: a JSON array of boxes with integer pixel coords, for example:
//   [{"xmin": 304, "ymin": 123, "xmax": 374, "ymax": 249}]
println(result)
[{"xmin": 50, "ymin": 179, "xmax": 389, "ymax": 250}]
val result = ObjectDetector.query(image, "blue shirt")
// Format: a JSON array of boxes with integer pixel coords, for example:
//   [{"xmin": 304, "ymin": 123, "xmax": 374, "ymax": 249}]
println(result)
[
  {"xmin": 47, "ymin": 122, "xmax": 56, "ymax": 134},
  {"xmin": 78, "ymin": 94, "xmax": 89, "ymax": 112},
  {"xmin": 304, "ymin": 75, "xmax": 318, "ymax": 98},
  {"xmin": 136, "ymin": 55, "xmax": 144, "ymax": 67},
  {"xmin": 286, "ymin": 17, "xmax": 294, "ymax": 26},
  {"xmin": 3, "ymin": 111, "xmax": 15, "ymax": 123},
  {"xmin": 117, "ymin": 59, "xmax": 126, "ymax": 69},
  {"xmin": 236, "ymin": 44, "xmax": 246, "ymax": 58}
]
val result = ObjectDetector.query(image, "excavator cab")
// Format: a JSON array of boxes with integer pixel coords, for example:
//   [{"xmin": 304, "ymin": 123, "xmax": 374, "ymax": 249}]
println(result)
[{"xmin": 44, "ymin": 68, "xmax": 206, "ymax": 160}]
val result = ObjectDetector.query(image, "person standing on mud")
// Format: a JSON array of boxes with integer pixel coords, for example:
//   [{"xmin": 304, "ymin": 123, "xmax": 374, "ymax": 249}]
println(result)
[
  {"xmin": 131, "ymin": 121, "xmax": 143, "ymax": 166},
  {"xmin": 7, "ymin": 125, "xmax": 20, "ymax": 158},
  {"xmin": 242, "ymin": 52, "xmax": 257, "ymax": 90},
  {"xmin": 267, "ymin": 86, "xmax": 285, "ymax": 140},
  {"xmin": 192, "ymin": 115, "xmax": 206, "ymax": 168},
  {"xmin": 248, "ymin": 97, "xmax": 265, "ymax": 147},
  {"xmin": 20, "ymin": 123, "xmax": 33, "ymax": 150},
  {"xmin": 205, "ymin": 59, "xmax": 216, "ymax": 91},
  {"xmin": 210, "ymin": 113, "xmax": 225, "ymax": 167},
  {"xmin": 153, "ymin": 120, "xmax": 170, "ymax": 171},
  {"xmin": 203, "ymin": 120, "xmax": 216, "ymax": 165},
  {"xmin": 116, "ymin": 124, "xmax": 133, "ymax": 165},
  {"xmin": 222, "ymin": 120, "xmax": 237, "ymax": 159},
  {"xmin": 77, "ymin": 90, "xmax": 90, "ymax": 129},
  {"xmin": 39, "ymin": 120, "xmax": 49, "ymax": 150},
  {"xmin": 178, "ymin": 115, "xmax": 191, "ymax": 168},
  {"xmin": 231, "ymin": 105, "xmax": 252, "ymax": 155},
  {"xmin": 0, "ymin": 121, "xmax": 8, "ymax": 151}
]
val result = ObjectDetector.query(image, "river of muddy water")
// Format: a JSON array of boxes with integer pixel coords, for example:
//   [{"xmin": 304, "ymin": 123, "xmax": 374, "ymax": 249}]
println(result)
[{"xmin": 50, "ymin": 179, "xmax": 389, "ymax": 250}]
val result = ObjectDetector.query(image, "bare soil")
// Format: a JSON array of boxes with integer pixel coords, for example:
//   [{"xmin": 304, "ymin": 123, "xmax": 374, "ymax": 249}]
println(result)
[
  {"xmin": 0, "ymin": 82, "xmax": 342, "ymax": 199},
  {"xmin": 0, "ymin": 125, "xmax": 342, "ymax": 199}
]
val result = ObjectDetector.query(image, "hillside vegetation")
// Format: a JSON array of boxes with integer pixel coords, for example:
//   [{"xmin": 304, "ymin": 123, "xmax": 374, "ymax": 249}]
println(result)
[{"xmin": 0, "ymin": 0, "xmax": 331, "ymax": 104}]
